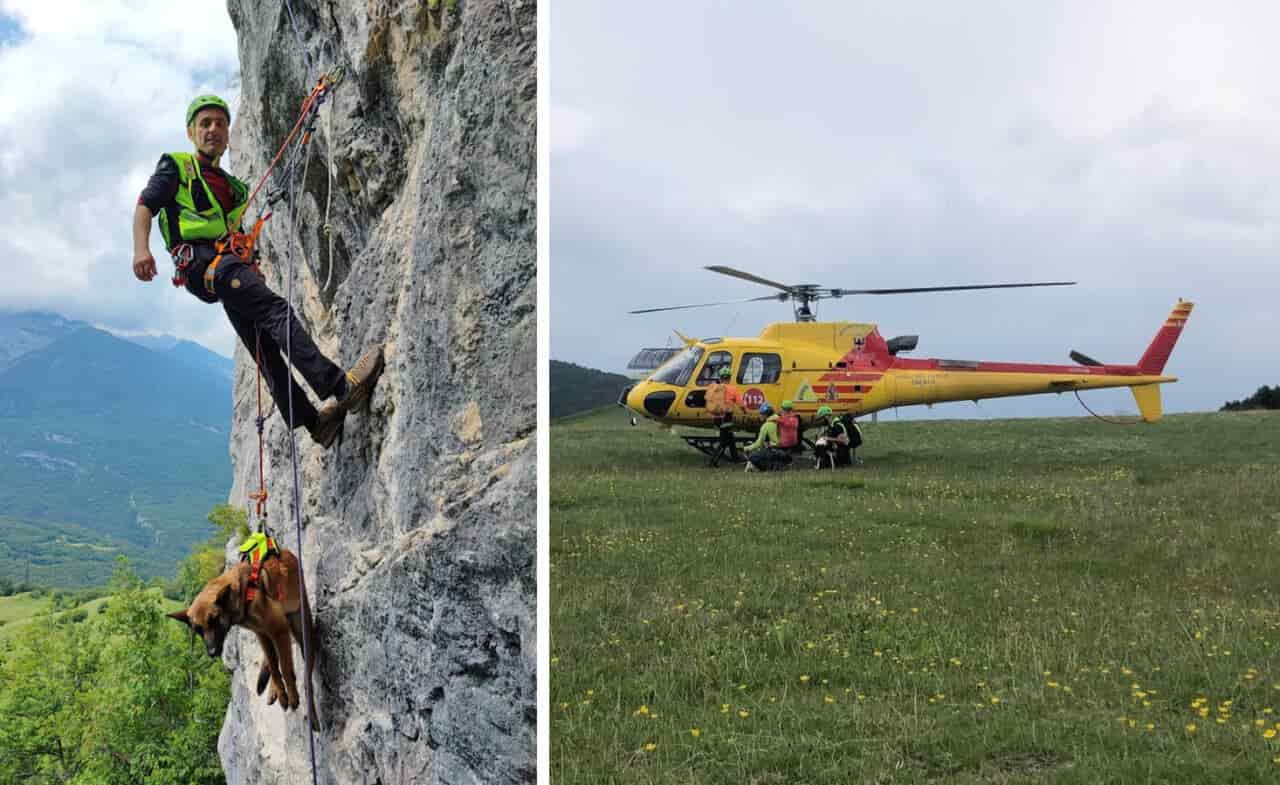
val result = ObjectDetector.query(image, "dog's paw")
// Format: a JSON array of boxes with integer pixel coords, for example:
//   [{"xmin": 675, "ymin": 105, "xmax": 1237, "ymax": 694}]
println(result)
[
  {"xmin": 266, "ymin": 684, "xmax": 281, "ymax": 706},
  {"xmin": 256, "ymin": 667, "xmax": 271, "ymax": 695}
]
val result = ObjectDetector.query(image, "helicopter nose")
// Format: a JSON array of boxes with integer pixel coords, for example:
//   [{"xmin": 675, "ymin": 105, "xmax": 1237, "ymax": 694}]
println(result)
[{"xmin": 625, "ymin": 384, "xmax": 646, "ymax": 413}]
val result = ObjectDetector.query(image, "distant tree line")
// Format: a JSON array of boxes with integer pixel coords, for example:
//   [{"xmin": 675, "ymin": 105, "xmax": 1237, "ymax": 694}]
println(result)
[
  {"xmin": 550, "ymin": 360, "xmax": 633, "ymax": 420},
  {"xmin": 1221, "ymin": 385, "xmax": 1280, "ymax": 412}
]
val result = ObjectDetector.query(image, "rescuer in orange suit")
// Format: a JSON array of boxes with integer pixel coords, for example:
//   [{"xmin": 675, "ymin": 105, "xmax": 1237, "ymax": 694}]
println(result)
[{"xmin": 706, "ymin": 365, "xmax": 741, "ymax": 467}]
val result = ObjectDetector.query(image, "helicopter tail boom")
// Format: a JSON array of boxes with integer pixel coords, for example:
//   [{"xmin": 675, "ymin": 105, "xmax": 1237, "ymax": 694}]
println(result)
[{"xmin": 1137, "ymin": 300, "xmax": 1194, "ymax": 375}]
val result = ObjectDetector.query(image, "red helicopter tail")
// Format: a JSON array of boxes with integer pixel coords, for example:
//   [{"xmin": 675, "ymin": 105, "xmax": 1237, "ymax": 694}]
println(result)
[{"xmin": 1137, "ymin": 300, "xmax": 1194, "ymax": 375}]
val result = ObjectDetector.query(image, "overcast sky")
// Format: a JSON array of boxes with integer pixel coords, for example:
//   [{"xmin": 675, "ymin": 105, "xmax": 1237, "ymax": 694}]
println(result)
[
  {"xmin": 552, "ymin": 1, "xmax": 1280, "ymax": 418},
  {"xmin": 0, "ymin": 1, "xmax": 240, "ymax": 356}
]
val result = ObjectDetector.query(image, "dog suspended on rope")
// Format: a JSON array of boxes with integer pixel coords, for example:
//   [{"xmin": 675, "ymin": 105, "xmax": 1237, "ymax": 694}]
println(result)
[{"xmin": 168, "ymin": 533, "xmax": 320, "ymax": 730}]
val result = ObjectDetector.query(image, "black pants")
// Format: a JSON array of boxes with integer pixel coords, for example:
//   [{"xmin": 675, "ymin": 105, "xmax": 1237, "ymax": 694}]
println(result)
[
  {"xmin": 183, "ymin": 245, "xmax": 344, "ymax": 430},
  {"xmin": 710, "ymin": 415, "xmax": 739, "ymax": 466},
  {"xmin": 749, "ymin": 447, "xmax": 792, "ymax": 472}
]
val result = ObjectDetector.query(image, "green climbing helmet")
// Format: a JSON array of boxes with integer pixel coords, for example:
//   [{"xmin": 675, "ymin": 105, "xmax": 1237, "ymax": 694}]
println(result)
[
  {"xmin": 186, "ymin": 94, "xmax": 231, "ymax": 127},
  {"xmin": 718, "ymin": 366, "xmax": 732, "ymax": 379},
  {"xmin": 780, "ymin": 400, "xmax": 793, "ymax": 411},
  {"xmin": 817, "ymin": 405, "xmax": 833, "ymax": 418}
]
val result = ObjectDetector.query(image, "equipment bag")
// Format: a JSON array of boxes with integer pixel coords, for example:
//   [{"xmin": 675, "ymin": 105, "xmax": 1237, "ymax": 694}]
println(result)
[
  {"xmin": 777, "ymin": 414, "xmax": 800, "ymax": 449},
  {"xmin": 840, "ymin": 414, "xmax": 863, "ymax": 448}
]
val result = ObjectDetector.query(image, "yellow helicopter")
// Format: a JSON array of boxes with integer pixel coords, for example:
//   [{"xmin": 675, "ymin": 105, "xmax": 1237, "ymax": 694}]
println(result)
[{"xmin": 621, "ymin": 266, "xmax": 1192, "ymax": 457}]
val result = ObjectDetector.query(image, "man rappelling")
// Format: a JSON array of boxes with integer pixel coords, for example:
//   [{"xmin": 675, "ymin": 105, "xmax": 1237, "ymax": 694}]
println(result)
[{"xmin": 132, "ymin": 94, "xmax": 382, "ymax": 448}]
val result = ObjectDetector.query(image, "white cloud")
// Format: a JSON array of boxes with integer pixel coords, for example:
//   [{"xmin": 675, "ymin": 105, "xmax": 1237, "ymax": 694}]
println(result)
[
  {"xmin": 550, "ymin": 103, "xmax": 604, "ymax": 155},
  {"xmin": 0, "ymin": 0, "xmax": 240, "ymax": 356}
]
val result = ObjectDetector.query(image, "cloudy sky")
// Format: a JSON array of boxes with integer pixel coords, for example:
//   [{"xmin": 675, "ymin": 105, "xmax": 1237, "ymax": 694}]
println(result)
[
  {"xmin": 552, "ymin": 1, "xmax": 1280, "ymax": 418},
  {"xmin": 0, "ymin": 0, "xmax": 240, "ymax": 356}
]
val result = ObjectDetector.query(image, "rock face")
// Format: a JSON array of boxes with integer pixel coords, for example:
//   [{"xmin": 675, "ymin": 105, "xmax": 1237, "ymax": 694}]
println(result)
[{"xmin": 218, "ymin": 1, "xmax": 536, "ymax": 783}]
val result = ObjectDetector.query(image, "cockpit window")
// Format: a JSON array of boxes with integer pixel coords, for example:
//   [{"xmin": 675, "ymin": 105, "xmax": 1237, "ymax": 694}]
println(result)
[
  {"xmin": 694, "ymin": 351, "xmax": 733, "ymax": 386},
  {"xmin": 737, "ymin": 353, "xmax": 782, "ymax": 385},
  {"xmin": 650, "ymin": 346, "xmax": 704, "ymax": 386}
]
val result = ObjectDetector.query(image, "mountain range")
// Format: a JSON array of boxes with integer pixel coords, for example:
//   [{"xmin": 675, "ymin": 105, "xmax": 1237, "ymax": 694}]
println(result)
[{"xmin": 0, "ymin": 311, "xmax": 234, "ymax": 588}]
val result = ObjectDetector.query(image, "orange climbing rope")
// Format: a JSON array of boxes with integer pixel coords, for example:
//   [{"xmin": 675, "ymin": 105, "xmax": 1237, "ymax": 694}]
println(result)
[
  {"xmin": 209, "ymin": 68, "xmax": 344, "ymax": 280},
  {"xmin": 244, "ymin": 69, "xmax": 343, "ymax": 217},
  {"xmin": 232, "ymin": 69, "xmax": 345, "ymax": 535}
]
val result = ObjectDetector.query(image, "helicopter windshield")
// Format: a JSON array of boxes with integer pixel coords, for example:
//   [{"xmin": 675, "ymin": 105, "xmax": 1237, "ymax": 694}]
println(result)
[{"xmin": 650, "ymin": 345, "xmax": 704, "ymax": 386}]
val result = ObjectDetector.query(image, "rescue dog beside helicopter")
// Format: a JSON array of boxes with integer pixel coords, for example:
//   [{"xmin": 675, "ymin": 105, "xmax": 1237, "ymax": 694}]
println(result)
[{"xmin": 168, "ymin": 546, "xmax": 319, "ymax": 729}]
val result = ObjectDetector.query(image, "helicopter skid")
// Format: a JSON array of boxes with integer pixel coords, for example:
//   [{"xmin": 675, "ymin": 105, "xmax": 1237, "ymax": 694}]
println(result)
[{"xmin": 681, "ymin": 434, "xmax": 753, "ymax": 461}]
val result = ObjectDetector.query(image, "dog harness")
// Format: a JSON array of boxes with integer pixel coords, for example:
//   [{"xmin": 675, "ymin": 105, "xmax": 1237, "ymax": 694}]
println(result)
[{"xmin": 238, "ymin": 532, "xmax": 285, "ymax": 603}]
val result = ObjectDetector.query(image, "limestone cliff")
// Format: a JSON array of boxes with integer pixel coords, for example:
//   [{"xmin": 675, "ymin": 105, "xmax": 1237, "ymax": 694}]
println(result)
[{"xmin": 218, "ymin": 1, "xmax": 536, "ymax": 783}]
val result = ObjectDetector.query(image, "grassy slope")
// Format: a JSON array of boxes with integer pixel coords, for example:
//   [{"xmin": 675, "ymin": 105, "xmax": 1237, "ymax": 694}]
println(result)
[
  {"xmin": 0, "ymin": 592, "xmax": 51, "ymax": 625},
  {"xmin": 0, "ymin": 589, "xmax": 182, "ymax": 643},
  {"xmin": 551, "ymin": 410, "xmax": 1280, "ymax": 784}
]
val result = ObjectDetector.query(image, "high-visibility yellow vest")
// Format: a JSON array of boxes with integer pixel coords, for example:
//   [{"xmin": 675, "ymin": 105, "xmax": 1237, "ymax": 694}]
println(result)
[{"xmin": 157, "ymin": 152, "xmax": 248, "ymax": 250}]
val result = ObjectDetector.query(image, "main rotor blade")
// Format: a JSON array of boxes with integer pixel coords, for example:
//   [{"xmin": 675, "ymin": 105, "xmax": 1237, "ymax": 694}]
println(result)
[
  {"xmin": 629, "ymin": 295, "xmax": 782, "ymax": 314},
  {"xmin": 705, "ymin": 265, "xmax": 796, "ymax": 293},
  {"xmin": 834, "ymin": 281, "xmax": 1076, "ymax": 295}
]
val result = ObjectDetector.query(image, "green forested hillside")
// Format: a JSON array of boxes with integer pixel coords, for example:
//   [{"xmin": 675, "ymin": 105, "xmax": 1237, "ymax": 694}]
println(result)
[
  {"xmin": 0, "ymin": 507, "xmax": 243, "ymax": 784},
  {"xmin": 550, "ymin": 360, "xmax": 632, "ymax": 419},
  {"xmin": 0, "ymin": 327, "xmax": 232, "ymax": 587}
]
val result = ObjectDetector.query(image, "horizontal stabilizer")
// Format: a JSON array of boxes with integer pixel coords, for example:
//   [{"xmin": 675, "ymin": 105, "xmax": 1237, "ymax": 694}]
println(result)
[{"xmin": 1070, "ymin": 350, "xmax": 1103, "ymax": 367}]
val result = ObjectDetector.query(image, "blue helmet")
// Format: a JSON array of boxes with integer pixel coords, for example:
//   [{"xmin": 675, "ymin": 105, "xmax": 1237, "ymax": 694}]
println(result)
[{"xmin": 759, "ymin": 402, "xmax": 773, "ymax": 416}]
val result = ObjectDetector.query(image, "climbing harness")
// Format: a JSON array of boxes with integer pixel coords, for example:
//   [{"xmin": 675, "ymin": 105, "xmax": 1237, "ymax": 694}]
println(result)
[
  {"xmin": 203, "ymin": 213, "xmax": 272, "ymax": 296},
  {"xmin": 170, "ymin": 243, "xmax": 195, "ymax": 287},
  {"xmin": 238, "ymin": 531, "xmax": 285, "ymax": 604}
]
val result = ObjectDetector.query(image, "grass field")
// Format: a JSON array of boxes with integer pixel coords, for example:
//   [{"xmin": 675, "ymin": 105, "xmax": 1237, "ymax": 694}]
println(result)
[
  {"xmin": 0, "ymin": 589, "xmax": 180, "ymax": 642},
  {"xmin": 551, "ymin": 408, "xmax": 1280, "ymax": 784},
  {"xmin": 0, "ymin": 591, "xmax": 52, "ymax": 625}
]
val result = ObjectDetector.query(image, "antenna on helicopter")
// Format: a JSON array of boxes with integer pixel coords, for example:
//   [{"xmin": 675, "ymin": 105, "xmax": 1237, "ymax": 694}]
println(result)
[{"xmin": 627, "ymin": 266, "xmax": 1076, "ymax": 322}]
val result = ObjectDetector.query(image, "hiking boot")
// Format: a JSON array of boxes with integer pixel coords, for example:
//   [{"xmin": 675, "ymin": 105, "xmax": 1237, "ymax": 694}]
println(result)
[
  {"xmin": 337, "ymin": 345, "xmax": 385, "ymax": 412},
  {"xmin": 307, "ymin": 402, "xmax": 345, "ymax": 449}
]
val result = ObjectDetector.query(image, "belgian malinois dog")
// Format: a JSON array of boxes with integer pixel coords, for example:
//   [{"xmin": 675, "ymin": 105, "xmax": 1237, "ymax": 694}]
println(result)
[{"xmin": 169, "ymin": 549, "xmax": 319, "ymax": 729}]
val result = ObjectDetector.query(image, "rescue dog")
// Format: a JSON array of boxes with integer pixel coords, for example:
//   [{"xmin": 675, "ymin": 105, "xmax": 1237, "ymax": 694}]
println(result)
[{"xmin": 168, "ymin": 548, "xmax": 319, "ymax": 729}]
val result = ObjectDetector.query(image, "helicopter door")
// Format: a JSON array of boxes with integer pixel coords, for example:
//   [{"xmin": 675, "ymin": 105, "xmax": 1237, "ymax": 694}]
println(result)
[{"xmin": 686, "ymin": 351, "xmax": 734, "ymax": 408}]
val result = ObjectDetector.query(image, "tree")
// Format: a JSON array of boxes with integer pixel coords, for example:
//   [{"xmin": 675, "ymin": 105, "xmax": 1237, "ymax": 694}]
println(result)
[
  {"xmin": 0, "ymin": 557, "xmax": 229, "ymax": 785},
  {"xmin": 1221, "ymin": 384, "xmax": 1280, "ymax": 411}
]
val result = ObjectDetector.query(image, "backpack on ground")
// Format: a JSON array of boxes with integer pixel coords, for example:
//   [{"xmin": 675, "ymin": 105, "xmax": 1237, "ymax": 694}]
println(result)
[{"xmin": 840, "ymin": 414, "xmax": 863, "ymax": 448}]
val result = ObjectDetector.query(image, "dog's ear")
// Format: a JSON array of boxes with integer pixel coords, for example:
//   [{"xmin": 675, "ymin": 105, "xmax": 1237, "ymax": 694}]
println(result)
[
  {"xmin": 216, "ymin": 583, "xmax": 234, "ymax": 610},
  {"xmin": 167, "ymin": 609, "xmax": 192, "ymax": 626}
]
